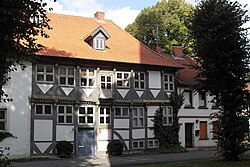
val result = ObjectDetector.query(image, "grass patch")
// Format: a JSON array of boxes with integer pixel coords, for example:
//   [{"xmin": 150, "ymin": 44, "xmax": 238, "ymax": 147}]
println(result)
[{"xmin": 132, "ymin": 159, "xmax": 250, "ymax": 167}]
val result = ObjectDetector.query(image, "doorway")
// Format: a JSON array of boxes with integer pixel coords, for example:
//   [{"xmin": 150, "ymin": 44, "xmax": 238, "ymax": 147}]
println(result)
[
  {"xmin": 185, "ymin": 123, "xmax": 193, "ymax": 148},
  {"xmin": 77, "ymin": 128, "xmax": 95, "ymax": 156}
]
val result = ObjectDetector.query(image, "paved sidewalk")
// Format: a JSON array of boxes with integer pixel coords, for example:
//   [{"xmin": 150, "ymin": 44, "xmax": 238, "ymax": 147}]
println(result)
[{"xmin": 12, "ymin": 150, "xmax": 218, "ymax": 167}]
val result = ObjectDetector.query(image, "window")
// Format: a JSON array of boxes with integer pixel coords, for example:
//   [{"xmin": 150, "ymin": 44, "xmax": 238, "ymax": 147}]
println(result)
[
  {"xmin": 35, "ymin": 104, "xmax": 52, "ymax": 115},
  {"xmin": 36, "ymin": 65, "xmax": 54, "ymax": 82},
  {"xmin": 132, "ymin": 140, "xmax": 144, "ymax": 149},
  {"xmin": 99, "ymin": 107, "xmax": 111, "ymax": 125},
  {"xmin": 0, "ymin": 109, "xmax": 6, "ymax": 131},
  {"xmin": 59, "ymin": 67, "xmax": 75, "ymax": 86},
  {"xmin": 100, "ymin": 75, "xmax": 112, "ymax": 90},
  {"xmin": 199, "ymin": 91, "xmax": 207, "ymax": 107},
  {"xmin": 80, "ymin": 69, "xmax": 96, "ymax": 87},
  {"xmin": 199, "ymin": 121, "xmax": 208, "ymax": 140},
  {"xmin": 164, "ymin": 74, "xmax": 174, "ymax": 91},
  {"xmin": 183, "ymin": 90, "xmax": 193, "ymax": 108},
  {"xmin": 133, "ymin": 107, "xmax": 144, "ymax": 127},
  {"xmin": 212, "ymin": 121, "xmax": 219, "ymax": 139},
  {"xmin": 134, "ymin": 72, "xmax": 145, "ymax": 89},
  {"xmin": 57, "ymin": 105, "xmax": 73, "ymax": 124},
  {"xmin": 78, "ymin": 106, "xmax": 94, "ymax": 124},
  {"xmin": 116, "ymin": 72, "xmax": 130, "ymax": 88},
  {"xmin": 162, "ymin": 106, "xmax": 173, "ymax": 126},
  {"xmin": 94, "ymin": 38, "xmax": 105, "ymax": 50},
  {"xmin": 148, "ymin": 140, "xmax": 159, "ymax": 148},
  {"xmin": 114, "ymin": 107, "xmax": 129, "ymax": 117}
]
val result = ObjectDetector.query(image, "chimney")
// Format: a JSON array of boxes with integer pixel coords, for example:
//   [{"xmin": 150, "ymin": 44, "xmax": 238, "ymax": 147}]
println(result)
[
  {"xmin": 94, "ymin": 11, "xmax": 105, "ymax": 23},
  {"xmin": 172, "ymin": 46, "xmax": 184, "ymax": 57}
]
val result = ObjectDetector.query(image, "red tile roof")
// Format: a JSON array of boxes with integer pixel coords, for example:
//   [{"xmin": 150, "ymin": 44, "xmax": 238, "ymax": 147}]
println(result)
[{"xmin": 36, "ymin": 13, "xmax": 180, "ymax": 68}]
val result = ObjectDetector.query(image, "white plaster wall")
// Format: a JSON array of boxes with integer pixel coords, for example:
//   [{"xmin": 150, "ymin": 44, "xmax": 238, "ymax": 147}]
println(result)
[
  {"xmin": 0, "ymin": 62, "xmax": 32, "ymax": 157},
  {"xmin": 114, "ymin": 130, "xmax": 129, "ymax": 140},
  {"xmin": 114, "ymin": 119, "xmax": 129, "ymax": 128},
  {"xmin": 132, "ymin": 129, "xmax": 145, "ymax": 139},
  {"xmin": 147, "ymin": 106, "xmax": 159, "ymax": 116},
  {"xmin": 97, "ymin": 128, "xmax": 111, "ymax": 140},
  {"xmin": 147, "ymin": 117, "xmax": 154, "ymax": 127},
  {"xmin": 56, "ymin": 125, "xmax": 74, "ymax": 141},
  {"xmin": 148, "ymin": 71, "xmax": 161, "ymax": 88},
  {"xmin": 97, "ymin": 141, "xmax": 109, "ymax": 152},
  {"xmin": 34, "ymin": 120, "xmax": 53, "ymax": 141}
]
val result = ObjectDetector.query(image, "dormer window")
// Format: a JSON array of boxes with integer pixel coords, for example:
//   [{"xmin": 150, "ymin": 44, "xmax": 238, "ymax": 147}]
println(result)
[{"xmin": 84, "ymin": 26, "xmax": 110, "ymax": 51}]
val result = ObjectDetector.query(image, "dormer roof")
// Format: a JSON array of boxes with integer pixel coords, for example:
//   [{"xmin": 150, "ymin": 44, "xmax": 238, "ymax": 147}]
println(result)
[{"xmin": 85, "ymin": 26, "xmax": 110, "ymax": 41}]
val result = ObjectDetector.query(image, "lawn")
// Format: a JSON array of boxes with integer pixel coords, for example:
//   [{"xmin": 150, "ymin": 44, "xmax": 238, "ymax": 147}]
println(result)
[{"xmin": 133, "ymin": 159, "xmax": 250, "ymax": 167}]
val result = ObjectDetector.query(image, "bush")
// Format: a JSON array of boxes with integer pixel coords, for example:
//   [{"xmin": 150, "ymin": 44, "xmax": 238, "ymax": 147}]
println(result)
[
  {"xmin": 56, "ymin": 141, "xmax": 73, "ymax": 158},
  {"xmin": 106, "ymin": 140, "xmax": 123, "ymax": 156}
]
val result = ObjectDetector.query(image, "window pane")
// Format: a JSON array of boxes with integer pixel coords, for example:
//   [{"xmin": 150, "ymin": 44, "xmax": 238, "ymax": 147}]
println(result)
[
  {"xmin": 140, "ymin": 73, "xmax": 144, "ymax": 80},
  {"xmin": 37, "ymin": 74, "xmax": 44, "ymax": 81},
  {"xmin": 60, "ymin": 77, "xmax": 66, "ymax": 85},
  {"xmin": 163, "ymin": 117, "xmax": 167, "ymax": 125},
  {"xmin": 45, "ymin": 105, "xmax": 51, "ymax": 114},
  {"xmin": 66, "ymin": 116, "xmax": 72, "ymax": 123},
  {"xmin": 46, "ymin": 75, "xmax": 53, "ymax": 82},
  {"xmin": 135, "ymin": 81, "xmax": 139, "ymax": 88},
  {"xmin": 101, "ymin": 83, "xmax": 105, "ymax": 89},
  {"xmin": 133, "ymin": 118, "xmax": 138, "ymax": 126},
  {"xmin": 124, "ymin": 73, "xmax": 129, "ymax": 79},
  {"xmin": 80, "ymin": 69, "xmax": 87, "ymax": 76},
  {"xmin": 124, "ymin": 81, "xmax": 129, "ymax": 87},
  {"xmin": 68, "ymin": 68, "xmax": 74, "ymax": 75},
  {"xmin": 123, "ymin": 108, "xmax": 128, "ymax": 116},
  {"xmin": 168, "ymin": 117, "xmax": 173, "ymax": 125},
  {"xmin": 37, "ymin": 66, "xmax": 44, "ymax": 73},
  {"xmin": 139, "ymin": 141, "xmax": 144, "ymax": 147},
  {"xmin": 107, "ymin": 76, "xmax": 111, "ymax": 82},
  {"xmin": 68, "ymin": 77, "xmax": 74, "ymax": 85},
  {"xmin": 169, "ymin": 75, "xmax": 173, "ymax": 82},
  {"xmin": 115, "ymin": 108, "xmax": 121, "ymax": 116},
  {"xmin": 89, "ymin": 79, "xmax": 95, "ymax": 86},
  {"xmin": 0, "ymin": 122, "xmax": 5, "ymax": 130},
  {"xmin": 58, "ymin": 116, "xmax": 64, "ymax": 123},
  {"xmin": 164, "ymin": 75, "xmax": 168, "ymax": 82},
  {"xmin": 117, "ymin": 73, "xmax": 122, "ymax": 79},
  {"xmin": 87, "ymin": 116, "xmax": 93, "ymax": 123},
  {"xmin": 100, "ymin": 108, "xmax": 104, "ymax": 115},
  {"xmin": 139, "ymin": 108, "xmax": 143, "ymax": 116},
  {"xmin": 106, "ymin": 108, "xmax": 110, "ymax": 115},
  {"xmin": 81, "ymin": 78, "xmax": 87, "ymax": 86},
  {"xmin": 87, "ymin": 107, "xmax": 93, "ymax": 114},
  {"xmin": 79, "ymin": 107, "xmax": 85, "ymax": 114},
  {"xmin": 100, "ymin": 117, "xmax": 104, "ymax": 124},
  {"xmin": 46, "ymin": 66, "xmax": 53, "ymax": 73},
  {"xmin": 79, "ymin": 116, "xmax": 85, "ymax": 123},
  {"xmin": 135, "ymin": 73, "xmax": 139, "ymax": 80},
  {"xmin": 0, "ymin": 111, "xmax": 5, "ymax": 119},
  {"xmin": 140, "ymin": 82, "xmax": 144, "ymax": 89},
  {"xmin": 59, "ymin": 67, "xmax": 66, "ymax": 75},
  {"xmin": 58, "ymin": 106, "xmax": 64, "ymax": 113},
  {"xmin": 133, "ymin": 108, "xmax": 138, "ymax": 116},
  {"xmin": 164, "ymin": 83, "xmax": 168, "ymax": 90},
  {"xmin": 133, "ymin": 142, "xmax": 138, "ymax": 148},
  {"xmin": 36, "ymin": 105, "xmax": 43, "ymax": 114},
  {"xmin": 106, "ymin": 117, "xmax": 110, "ymax": 124},
  {"xmin": 117, "ymin": 81, "xmax": 123, "ymax": 87},
  {"xmin": 101, "ymin": 76, "xmax": 105, "ymax": 82},
  {"xmin": 107, "ymin": 83, "xmax": 111, "ymax": 89},
  {"xmin": 139, "ymin": 118, "xmax": 144, "ymax": 126},
  {"xmin": 66, "ymin": 106, "xmax": 72, "ymax": 113},
  {"xmin": 149, "ymin": 141, "xmax": 153, "ymax": 147},
  {"xmin": 89, "ymin": 70, "xmax": 94, "ymax": 76},
  {"xmin": 169, "ymin": 84, "xmax": 173, "ymax": 90}
]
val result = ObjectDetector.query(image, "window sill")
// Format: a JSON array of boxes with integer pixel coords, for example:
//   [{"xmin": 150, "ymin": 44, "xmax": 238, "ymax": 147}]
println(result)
[
  {"xmin": 198, "ymin": 106, "xmax": 208, "ymax": 109},
  {"xmin": 184, "ymin": 106, "xmax": 195, "ymax": 109}
]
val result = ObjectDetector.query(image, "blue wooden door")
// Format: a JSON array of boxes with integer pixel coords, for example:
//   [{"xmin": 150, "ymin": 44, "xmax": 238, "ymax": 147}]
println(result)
[{"xmin": 78, "ymin": 128, "xmax": 95, "ymax": 156}]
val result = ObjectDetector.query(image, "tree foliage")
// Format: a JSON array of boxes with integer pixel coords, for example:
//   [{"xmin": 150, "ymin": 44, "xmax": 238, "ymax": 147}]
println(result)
[
  {"xmin": 0, "ymin": 0, "xmax": 53, "ymax": 102},
  {"xmin": 190, "ymin": 0, "xmax": 250, "ymax": 161},
  {"xmin": 125, "ymin": 0, "xmax": 194, "ymax": 54}
]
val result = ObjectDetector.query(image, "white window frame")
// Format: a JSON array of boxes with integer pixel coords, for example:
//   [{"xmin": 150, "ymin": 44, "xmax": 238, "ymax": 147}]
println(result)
[
  {"xmin": 100, "ymin": 75, "xmax": 112, "ymax": 90},
  {"xmin": 162, "ymin": 106, "xmax": 173, "ymax": 126},
  {"xmin": 134, "ymin": 72, "xmax": 145, "ymax": 90},
  {"xmin": 164, "ymin": 74, "xmax": 174, "ymax": 91},
  {"xmin": 94, "ymin": 37, "xmax": 105, "ymax": 50},
  {"xmin": 0, "ymin": 109, "xmax": 7, "ymax": 132},
  {"xmin": 78, "ymin": 106, "xmax": 95, "ymax": 125},
  {"xmin": 35, "ymin": 104, "xmax": 52, "ymax": 115},
  {"xmin": 199, "ymin": 91, "xmax": 207, "ymax": 107},
  {"xmin": 148, "ymin": 139, "xmax": 159, "ymax": 148},
  {"xmin": 116, "ymin": 72, "xmax": 130, "ymax": 88},
  {"xmin": 99, "ymin": 107, "xmax": 111, "ymax": 125},
  {"xmin": 183, "ymin": 90, "xmax": 193, "ymax": 107},
  {"xmin": 36, "ymin": 65, "xmax": 54, "ymax": 83},
  {"xmin": 58, "ymin": 66, "xmax": 75, "ymax": 86},
  {"xmin": 57, "ymin": 105, "xmax": 73, "ymax": 124},
  {"xmin": 114, "ymin": 107, "xmax": 129, "ymax": 117},
  {"xmin": 132, "ymin": 140, "xmax": 144, "ymax": 149},
  {"xmin": 132, "ymin": 107, "xmax": 144, "ymax": 127},
  {"xmin": 80, "ymin": 69, "xmax": 96, "ymax": 87}
]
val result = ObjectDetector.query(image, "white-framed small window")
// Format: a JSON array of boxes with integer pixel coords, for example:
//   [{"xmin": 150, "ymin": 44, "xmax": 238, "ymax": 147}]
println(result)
[
  {"xmin": 80, "ymin": 69, "xmax": 96, "ymax": 87},
  {"xmin": 164, "ymin": 74, "xmax": 174, "ymax": 91},
  {"xmin": 35, "ymin": 104, "xmax": 52, "ymax": 115},
  {"xmin": 148, "ymin": 140, "xmax": 159, "ymax": 148},
  {"xmin": 0, "ymin": 109, "xmax": 7, "ymax": 132},
  {"xmin": 94, "ymin": 38, "xmax": 105, "ymax": 50},
  {"xmin": 99, "ymin": 107, "xmax": 111, "ymax": 125},
  {"xmin": 59, "ymin": 67, "xmax": 75, "ymax": 86},
  {"xmin": 78, "ymin": 106, "xmax": 94, "ymax": 125},
  {"xmin": 57, "ymin": 105, "xmax": 73, "ymax": 124},
  {"xmin": 100, "ymin": 75, "xmax": 112, "ymax": 90},
  {"xmin": 36, "ymin": 65, "xmax": 54, "ymax": 83},
  {"xmin": 114, "ymin": 107, "xmax": 129, "ymax": 117},
  {"xmin": 133, "ymin": 107, "xmax": 144, "ymax": 127},
  {"xmin": 134, "ymin": 72, "xmax": 145, "ymax": 89},
  {"xmin": 183, "ymin": 90, "xmax": 193, "ymax": 108},
  {"xmin": 162, "ymin": 106, "xmax": 173, "ymax": 126},
  {"xmin": 116, "ymin": 72, "xmax": 130, "ymax": 88},
  {"xmin": 132, "ymin": 140, "xmax": 144, "ymax": 149},
  {"xmin": 199, "ymin": 91, "xmax": 207, "ymax": 107}
]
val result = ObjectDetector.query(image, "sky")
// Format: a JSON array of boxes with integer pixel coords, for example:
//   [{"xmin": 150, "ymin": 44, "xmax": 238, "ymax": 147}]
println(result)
[{"xmin": 45, "ymin": 0, "xmax": 250, "ymax": 29}]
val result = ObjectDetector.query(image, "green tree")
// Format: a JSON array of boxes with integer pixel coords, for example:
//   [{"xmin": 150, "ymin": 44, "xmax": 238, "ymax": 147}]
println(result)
[
  {"xmin": 0, "ymin": 0, "xmax": 53, "ymax": 102},
  {"xmin": 190, "ymin": 0, "xmax": 250, "ymax": 161},
  {"xmin": 125, "ymin": 0, "xmax": 194, "ymax": 54}
]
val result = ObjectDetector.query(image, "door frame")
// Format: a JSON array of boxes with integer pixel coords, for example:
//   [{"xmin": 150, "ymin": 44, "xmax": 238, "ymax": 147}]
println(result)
[{"xmin": 75, "ymin": 127, "xmax": 96, "ymax": 157}]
